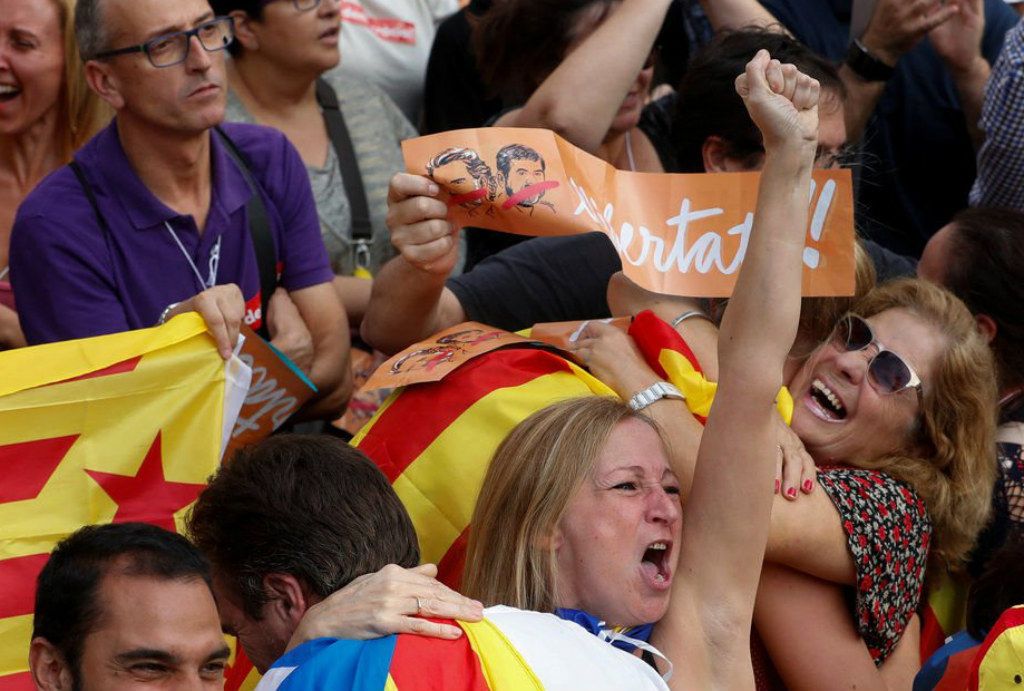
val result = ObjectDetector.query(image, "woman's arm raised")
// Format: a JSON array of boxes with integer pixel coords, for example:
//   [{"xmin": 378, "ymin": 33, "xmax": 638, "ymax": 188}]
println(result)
[
  {"xmin": 495, "ymin": 0, "xmax": 672, "ymax": 154},
  {"xmin": 653, "ymin": 51, "xmax": 820, "ymax": 690}
]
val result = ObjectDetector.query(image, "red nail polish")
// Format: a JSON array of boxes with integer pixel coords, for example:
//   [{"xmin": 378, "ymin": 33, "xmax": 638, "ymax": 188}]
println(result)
[
  {"xmin": 774, "ymin": 479, "xmax": 781, "ymax": 493},
  {"xmin": 786, "ymin": 487, "xmax": 797, "ymax": 498},
  {"xmin": 803, "ymin": 479, "xmax": 814, "ymax": 492}
]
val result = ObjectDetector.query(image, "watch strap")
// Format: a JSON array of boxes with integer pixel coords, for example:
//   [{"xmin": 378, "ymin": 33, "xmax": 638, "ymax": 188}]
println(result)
[
  {"xmin": 628, "ymin": 381, "xmax": 684, "ymax": 412},
  {"xmin": 845, "ymin": 38, "xmax": 895, "ymax": 82}
]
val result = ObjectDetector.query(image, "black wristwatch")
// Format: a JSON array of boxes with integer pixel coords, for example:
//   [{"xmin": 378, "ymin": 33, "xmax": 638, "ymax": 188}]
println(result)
[{"xmin": 845, "ymin": 38, "xmax": 896, "ymax": 82}]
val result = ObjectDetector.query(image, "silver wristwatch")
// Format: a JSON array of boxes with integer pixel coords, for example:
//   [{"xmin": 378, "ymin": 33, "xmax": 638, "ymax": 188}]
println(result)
[{"xmin": 628, "ymin": 381, "xmax": 684, "ymax": 411}]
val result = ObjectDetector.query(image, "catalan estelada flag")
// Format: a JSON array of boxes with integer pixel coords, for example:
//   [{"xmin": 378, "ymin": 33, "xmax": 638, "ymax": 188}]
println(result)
[
  {"xmin": 0, "ymin": 314, "xmax": 250, "ymax": 689},
  {"xmin": 256, "ymin": 606, "xmax": 668, "ymax": 690},
  {"xmin": 353, "ymin": 311, "xmax": 791, "ymax": 589}
]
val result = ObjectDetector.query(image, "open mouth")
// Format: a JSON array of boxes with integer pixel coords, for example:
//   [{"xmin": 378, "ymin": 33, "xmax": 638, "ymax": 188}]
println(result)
[
  {"xmin": 0, "ymin": 85, "xmax": 21, "ymax": 103},
  {"xmin": 809, "ymin": 379, "xmax": 847, "ymax": 421},
  {"xmin": 639, "ymin": 540, "xmax": 672, "ymax": 588}
]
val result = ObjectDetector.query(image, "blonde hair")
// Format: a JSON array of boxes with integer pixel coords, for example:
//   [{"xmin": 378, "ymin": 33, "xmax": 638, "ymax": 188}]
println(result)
[
  {"xmin": 462, "ymin": 397, "xmax": 660, "ymax": 610},
  {"xmin": 51, "ymin": 0, "xmax": 108, "ymax": 160},
  {"xmin": 850, "ymin": 279, "xmax": 998, "ymax": 575}
]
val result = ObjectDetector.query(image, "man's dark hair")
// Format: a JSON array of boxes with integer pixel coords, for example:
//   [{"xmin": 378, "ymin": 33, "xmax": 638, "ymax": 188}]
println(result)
[
  {"xmin": 187, "ymin": 434, "xmax": 420, "ymax": 619},
  {"xmin": 673, "ymin": 28, "xmax": 845, "ymax": 173},
  {"xmin": 75, "ymin": 0, "xmax": 109, "ymax": 60},
  {"xmin": 496, "ymin": 144, "xmax": 545, "ymax": 180},
  {"xmin": 944, "ymin": 207, "xmax": 1024, "ymax": 393},
  {"xmin": 32, "ymin": 522, "xmax": 212, "ymax": 674},
  {"xmin": 208, "ymin": 0, "xmax": 265, "ymax": 56}
]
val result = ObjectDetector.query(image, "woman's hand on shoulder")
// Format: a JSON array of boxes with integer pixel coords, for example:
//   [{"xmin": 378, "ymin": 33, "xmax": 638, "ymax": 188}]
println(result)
[
  {"xmin": 571, "ymin": 320, "xmax": 660, "ymax": 401},
  {"xmin": 776, "ymin": 416, "xmax": 817, "ymax": 502},
  {"xmin": 287, "ymin": 563, "xmax": 485, "ymax": 650},
  {"xmin": 734, "ymin": 49, "xmax": 820, "ymax": 155}
]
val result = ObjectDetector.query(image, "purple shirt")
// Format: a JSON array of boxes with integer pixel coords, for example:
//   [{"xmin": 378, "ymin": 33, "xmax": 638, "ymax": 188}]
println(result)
[{"xmin": 10, "ymin": 121, "xmax": 334, "ymax": 345}]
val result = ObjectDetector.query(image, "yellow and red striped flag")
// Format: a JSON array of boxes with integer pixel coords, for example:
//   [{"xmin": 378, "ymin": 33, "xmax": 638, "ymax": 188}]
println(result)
[
  {"xmin": 354, "ymin": 311, "xmax": 793, "ymax": 589},
  {"xmin": 354, "ymin": 345, "xmax": 612, "ymax": 585},
  {"xmin": 0, "ymin": 314, "xmax": 250, "ymax": 689}
]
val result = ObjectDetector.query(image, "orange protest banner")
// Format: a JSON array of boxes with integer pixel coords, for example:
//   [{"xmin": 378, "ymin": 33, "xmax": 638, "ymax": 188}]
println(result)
[{"xmin": 403, "ymin": 128, "xmax": 855, "ymax": 297}]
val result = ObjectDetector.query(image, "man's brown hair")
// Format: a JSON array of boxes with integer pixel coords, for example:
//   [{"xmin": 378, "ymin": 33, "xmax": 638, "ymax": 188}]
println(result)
[{"xmin": 187, "ymin": 434, "xmax": 419, "ymax": 618}]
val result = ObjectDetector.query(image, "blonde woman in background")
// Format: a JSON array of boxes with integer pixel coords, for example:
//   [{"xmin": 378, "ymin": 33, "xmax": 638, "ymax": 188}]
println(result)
[{"xmin": 0, "ymin": 0, "xmax": 108, "ymax": 348}]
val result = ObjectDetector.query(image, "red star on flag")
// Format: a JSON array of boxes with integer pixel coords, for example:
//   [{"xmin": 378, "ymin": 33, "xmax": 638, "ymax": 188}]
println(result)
[{"xmin": 85, "ymin": 432, "xmax": 206, "ymax": 533}]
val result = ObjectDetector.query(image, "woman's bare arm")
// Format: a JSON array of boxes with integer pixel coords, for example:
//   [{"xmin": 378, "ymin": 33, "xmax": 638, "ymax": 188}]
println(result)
[
  {"xmin": 495, "ymin": 0, "xmax": 672, "ymax": 153},
  {"xmin": 754, "ymin": 564, "xmax": 919, "ymax": 691},
  {"xmin": 654, "ymin": 52, "xmax": 820, "ymax": 690}
]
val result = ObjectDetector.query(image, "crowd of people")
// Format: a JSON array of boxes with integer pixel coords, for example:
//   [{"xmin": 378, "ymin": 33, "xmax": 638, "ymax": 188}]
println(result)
[{"xmin": 4, "ymin": 0, "xmax": 1024, "ymax": 688}]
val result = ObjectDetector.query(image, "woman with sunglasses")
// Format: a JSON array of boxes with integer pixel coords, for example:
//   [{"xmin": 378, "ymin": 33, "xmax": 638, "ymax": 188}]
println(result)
[
  {"xmin": 573, "ymin": 275, "xmax": 997, "ymax": 689},
  {"xmin": 1, "ymin": 0, "xmax": 107, "ymax": 350},
  {"xmin": 211, "ymin": 0, "xmax": 416, "ymax": 326}
]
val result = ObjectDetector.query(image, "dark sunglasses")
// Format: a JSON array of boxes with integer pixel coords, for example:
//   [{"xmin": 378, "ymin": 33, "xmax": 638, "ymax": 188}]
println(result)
[{"xmin": 831, "ymin": 314, "xmax": 923, "ymax": 396}]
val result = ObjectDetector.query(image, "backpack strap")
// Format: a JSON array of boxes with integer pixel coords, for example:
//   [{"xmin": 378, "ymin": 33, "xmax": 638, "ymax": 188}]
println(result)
[
  {"xmin": 215, "ymin": 125, "xmax": 275, "ymax": 340},
  {"xmin": 315, "ymin": 77, "xmax": 373, "ymax": 265}
]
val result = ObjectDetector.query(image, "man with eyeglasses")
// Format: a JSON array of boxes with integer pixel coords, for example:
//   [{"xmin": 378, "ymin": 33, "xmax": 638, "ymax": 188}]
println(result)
[{"xmin": 9, "ymin": 0, "xmax": 352, "ymax": 419}]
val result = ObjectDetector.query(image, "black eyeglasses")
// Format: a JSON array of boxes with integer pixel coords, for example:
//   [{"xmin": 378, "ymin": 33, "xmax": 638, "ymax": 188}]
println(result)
[
  {"xmin": 92, "ymin": 16, "xmax": 234, "ymax": 68},
  {"xmin": 831, "ymin": 314, "xmax": 924, "ymax": 396}
]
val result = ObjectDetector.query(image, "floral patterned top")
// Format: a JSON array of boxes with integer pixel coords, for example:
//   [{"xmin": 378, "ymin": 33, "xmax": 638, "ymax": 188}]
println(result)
[{"xmin": 818, "ymin": 467, "xmax": 932, "ymax": 663}]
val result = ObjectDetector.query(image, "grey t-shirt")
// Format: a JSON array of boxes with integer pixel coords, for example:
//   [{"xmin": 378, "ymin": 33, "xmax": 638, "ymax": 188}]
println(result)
[{"xmin": 225, "ymin": 71, "xmax": 417, "ymax": 276}]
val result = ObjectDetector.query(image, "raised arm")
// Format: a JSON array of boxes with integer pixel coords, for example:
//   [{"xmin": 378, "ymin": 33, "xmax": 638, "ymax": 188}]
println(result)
[
  {"xmin": 653, "ymin": 51, "xmax": 819, "ymax": 690},
  {"xmin": 494, "ymin": 0, "xmax": 673, "ymax": 154},
  {"xmin": 361, "ymin": 174, "xmax": 467, "ymax": 355},
  {"xmin": 928, "ymin": 0, "xmax": 990, "ymax": 146},
  {"xmin": 840, "ymin": 0, "xmax": 957, "ymax": 141},
  {"xmin": 696, "ymin": 0, "xmax": 781, "ymax": 32}
]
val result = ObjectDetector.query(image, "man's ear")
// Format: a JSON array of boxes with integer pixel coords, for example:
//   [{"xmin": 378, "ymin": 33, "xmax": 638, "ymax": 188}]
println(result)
[
  {"xmin": 29, "ymin": 638, "xmax": 75, "ymax": 691},
  {"xmin": 262, "ymin": 573, "xmax": 313, "ymax": 629},
  {"xmin": 701, "ymin": 136, "xmax": 763, "ymax": 173},
  {"xmin": 84, "ymin": 60, "xmax": 125, "ymax": 110},
  {"xmin": 229, "ymin": 10, "xmax": 260, "ymax": 52},
  {"xmin": 975, "ymin": 314, "xmax": 998, "ymax": 344},
  {"xmin": 701, "ymin": 136, "xmax": 732, "ymax": 173}
]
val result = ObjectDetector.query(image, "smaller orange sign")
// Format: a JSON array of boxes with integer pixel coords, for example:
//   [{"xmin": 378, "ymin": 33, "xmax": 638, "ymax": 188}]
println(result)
[
  {"xmin": 363, "ymin": 323, "xmax": 534, "ymax": 391},
  {"xmin": 403, "ymin": 128, "xmax": 855, "ymax": 297},
  {"xmin": 224, "ymin": 328, "xmax": 316, "ymax": 459}
]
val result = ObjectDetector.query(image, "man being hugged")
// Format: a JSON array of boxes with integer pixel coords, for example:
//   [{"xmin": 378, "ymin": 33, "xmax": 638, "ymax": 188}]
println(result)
[{"xmin": 9, "ymin": 0, "xmax": 351, "ymax": 418}]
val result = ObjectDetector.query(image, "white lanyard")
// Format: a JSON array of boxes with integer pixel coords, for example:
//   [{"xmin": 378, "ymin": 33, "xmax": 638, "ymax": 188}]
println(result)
[
  {"xmin": 597, "ymin": 626, "xmax": 674, "ymax": 682},
  {"xmin": 165, "ymin": 221, "xmax": 221, "ymax": 291}
]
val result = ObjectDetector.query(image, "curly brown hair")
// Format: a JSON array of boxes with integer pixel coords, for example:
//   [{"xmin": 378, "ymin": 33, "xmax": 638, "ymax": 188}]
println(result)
[{"xmin": 851, "ymin": 279, "xmax": 998, "ymax": 575}]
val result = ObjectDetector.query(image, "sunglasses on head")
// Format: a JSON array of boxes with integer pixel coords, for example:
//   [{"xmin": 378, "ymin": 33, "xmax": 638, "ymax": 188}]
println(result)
[{"xmin": 831, "ymin": 314, "xmax": 923, "ymax": 396}]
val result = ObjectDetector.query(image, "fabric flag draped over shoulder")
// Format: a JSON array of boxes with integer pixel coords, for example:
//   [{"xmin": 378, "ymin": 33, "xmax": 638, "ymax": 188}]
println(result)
[
  {"xmin": 0, "ymin": 314, "xmax": 250, "ymax": 689},
  {"xmin": 256, "ymin": 606, "xmax": 668, "ymax": 691},
  {"xmin": 353, "ymin": 311, "xmax": 791, "ymax": 587}
]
